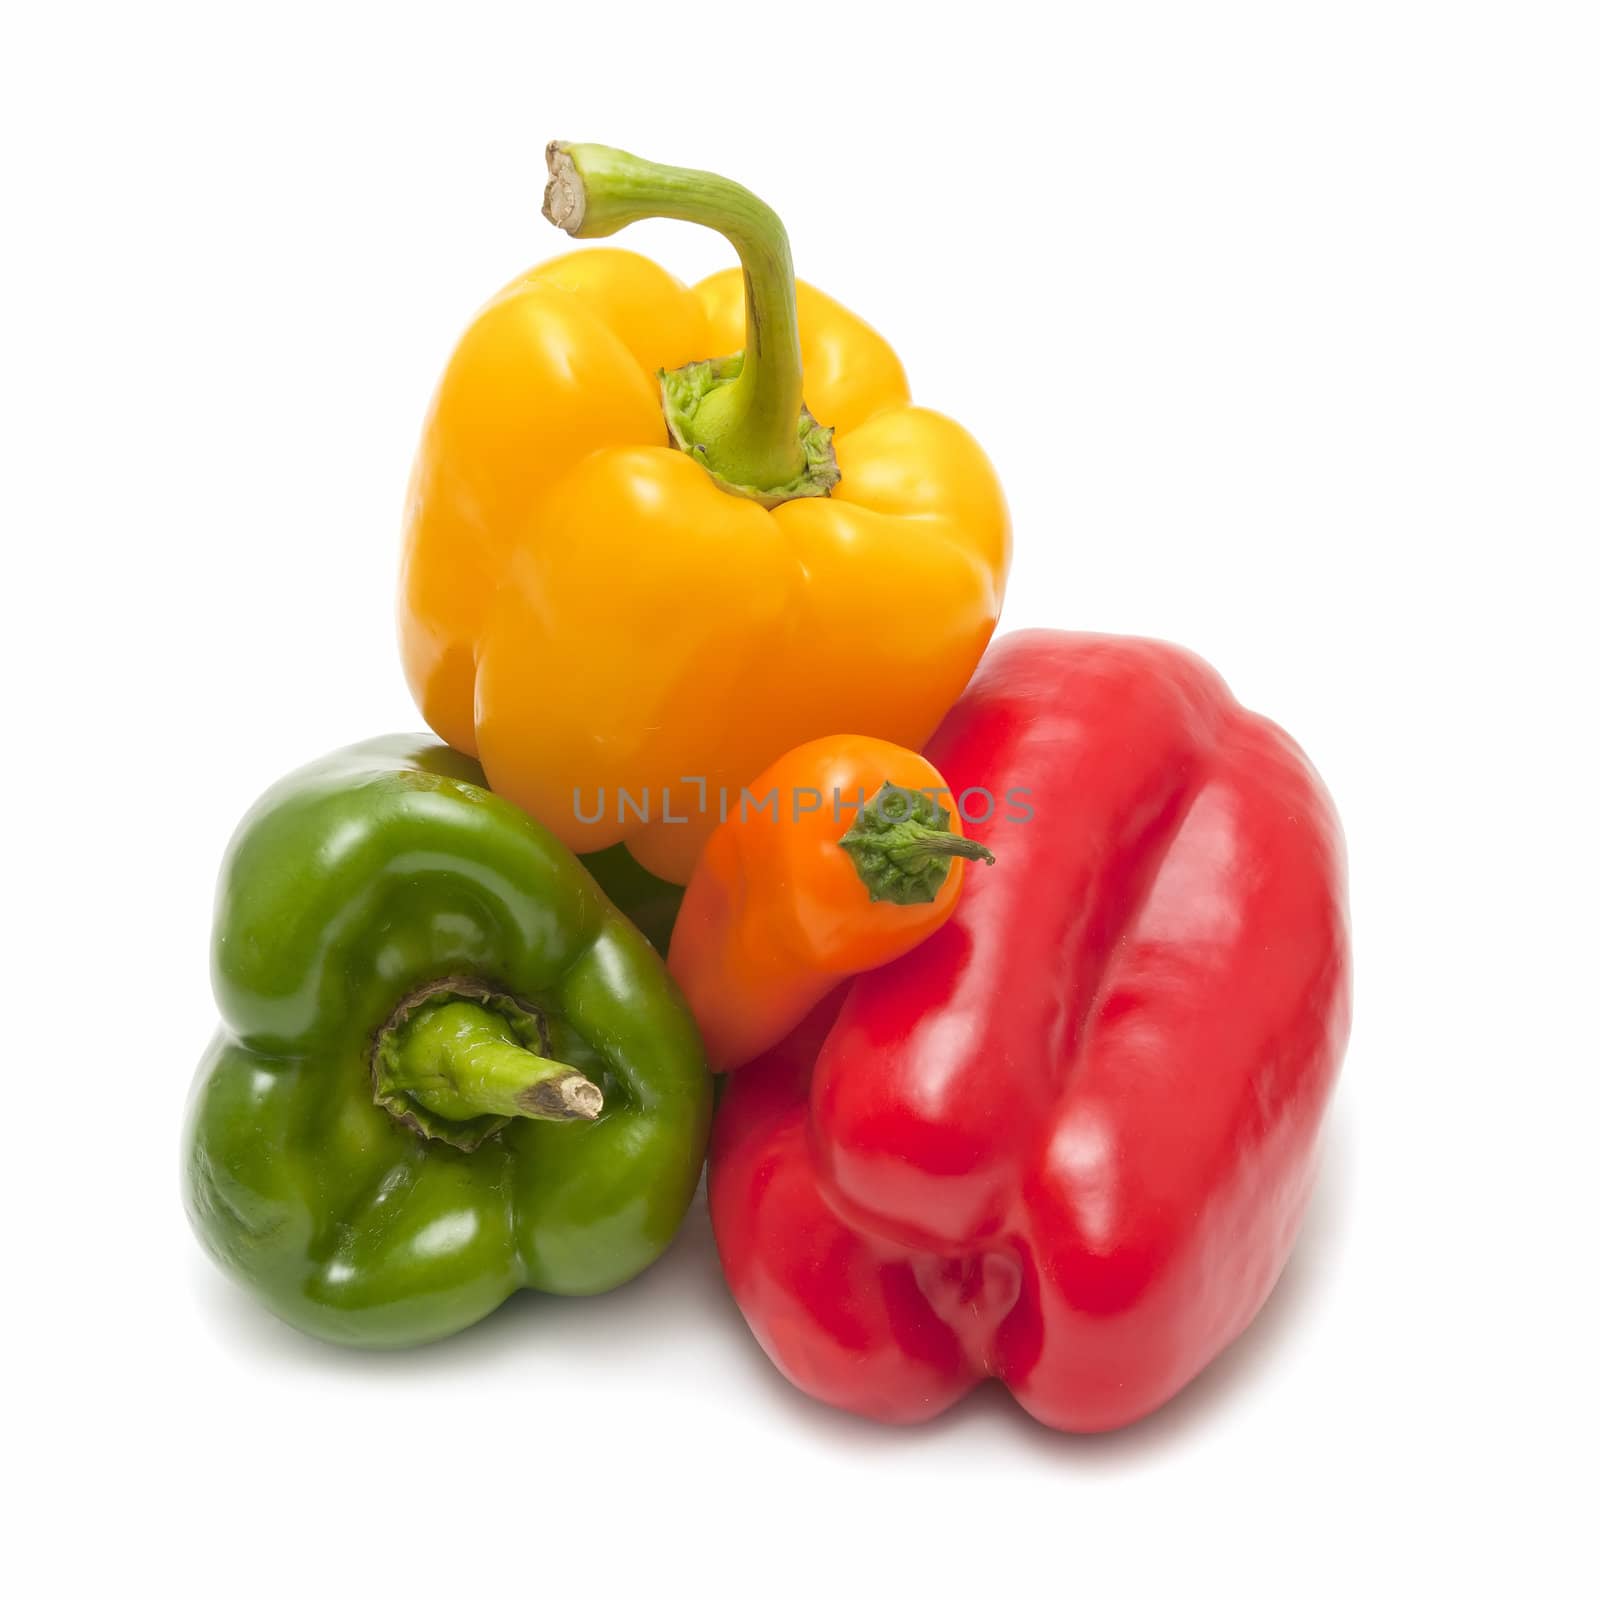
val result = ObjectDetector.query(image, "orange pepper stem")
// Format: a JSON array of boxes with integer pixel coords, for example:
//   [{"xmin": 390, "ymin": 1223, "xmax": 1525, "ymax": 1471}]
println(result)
[
  {"xmin": 886, "ymin": 834, "xmax": 997, "ymax": 867},
  {"xmin": 542, "ymin": 141, "xmax": 838, "ymax": 509},
  {"xmin": 838, "ymin": 784, "xmax": 997, "ymax": 907}
]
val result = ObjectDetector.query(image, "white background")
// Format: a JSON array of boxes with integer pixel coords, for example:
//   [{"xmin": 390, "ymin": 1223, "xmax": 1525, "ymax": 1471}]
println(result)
[{"xmin": 4, "ymin": 2, "xmax": 1596, "ymax": 1593}]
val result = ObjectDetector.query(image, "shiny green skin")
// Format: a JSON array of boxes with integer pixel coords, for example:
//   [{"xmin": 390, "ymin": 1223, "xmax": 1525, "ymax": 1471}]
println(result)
[{"xmin": 183, "ymin": 736, "xmax": 712, "ymax": 1349}]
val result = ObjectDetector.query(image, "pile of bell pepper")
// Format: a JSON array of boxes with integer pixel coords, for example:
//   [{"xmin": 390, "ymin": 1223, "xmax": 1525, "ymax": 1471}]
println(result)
[{"xmin": 184, "ymin": 142, "xmax": 1350, "ymax": 1433}]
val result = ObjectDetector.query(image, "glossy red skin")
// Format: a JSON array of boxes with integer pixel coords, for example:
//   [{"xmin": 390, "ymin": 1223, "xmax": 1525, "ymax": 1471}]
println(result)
[{"xmin": 710, "ymin": 630, "xmax": 1351, "ymax": 1432}]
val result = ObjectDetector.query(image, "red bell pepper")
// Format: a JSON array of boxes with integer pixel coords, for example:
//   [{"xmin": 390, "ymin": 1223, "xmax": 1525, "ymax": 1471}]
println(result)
[{"xmin": 709, "ymin": 630, "xmax": 1351, "ymax": 1431}]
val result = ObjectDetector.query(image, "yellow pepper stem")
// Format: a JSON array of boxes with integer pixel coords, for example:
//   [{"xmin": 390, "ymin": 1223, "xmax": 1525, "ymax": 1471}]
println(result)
[{"xmin": 543, "ymin": 141, "xmax": 838, "ymax": 508}]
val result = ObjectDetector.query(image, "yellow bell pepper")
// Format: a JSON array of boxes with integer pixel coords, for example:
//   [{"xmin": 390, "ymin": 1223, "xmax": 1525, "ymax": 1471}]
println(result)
[{"xmin": 399, "ymin": 142, "xmax": 1010, "ymax": 883}]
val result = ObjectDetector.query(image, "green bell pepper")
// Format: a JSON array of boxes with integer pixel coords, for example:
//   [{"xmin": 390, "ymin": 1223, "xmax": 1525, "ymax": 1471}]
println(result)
[{"xmin": 183, "ymin": 736, "xmax": 712, "ymax": 1348}]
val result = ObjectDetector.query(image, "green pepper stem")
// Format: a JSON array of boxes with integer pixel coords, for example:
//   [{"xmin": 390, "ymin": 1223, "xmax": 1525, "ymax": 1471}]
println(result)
[
  {"xmin": 543, "ymin": 141, "xmax": 816, "ymax": 499},
  {"xmin": 386, "ymin": 1000, "xmax": 602, "ymax": 1124}
]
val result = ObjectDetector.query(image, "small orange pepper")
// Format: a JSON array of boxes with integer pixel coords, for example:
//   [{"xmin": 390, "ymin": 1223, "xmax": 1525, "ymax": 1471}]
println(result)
[{"xmin": 667, "ymin": 735, "xmax": 994, "ymax": 1072}]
